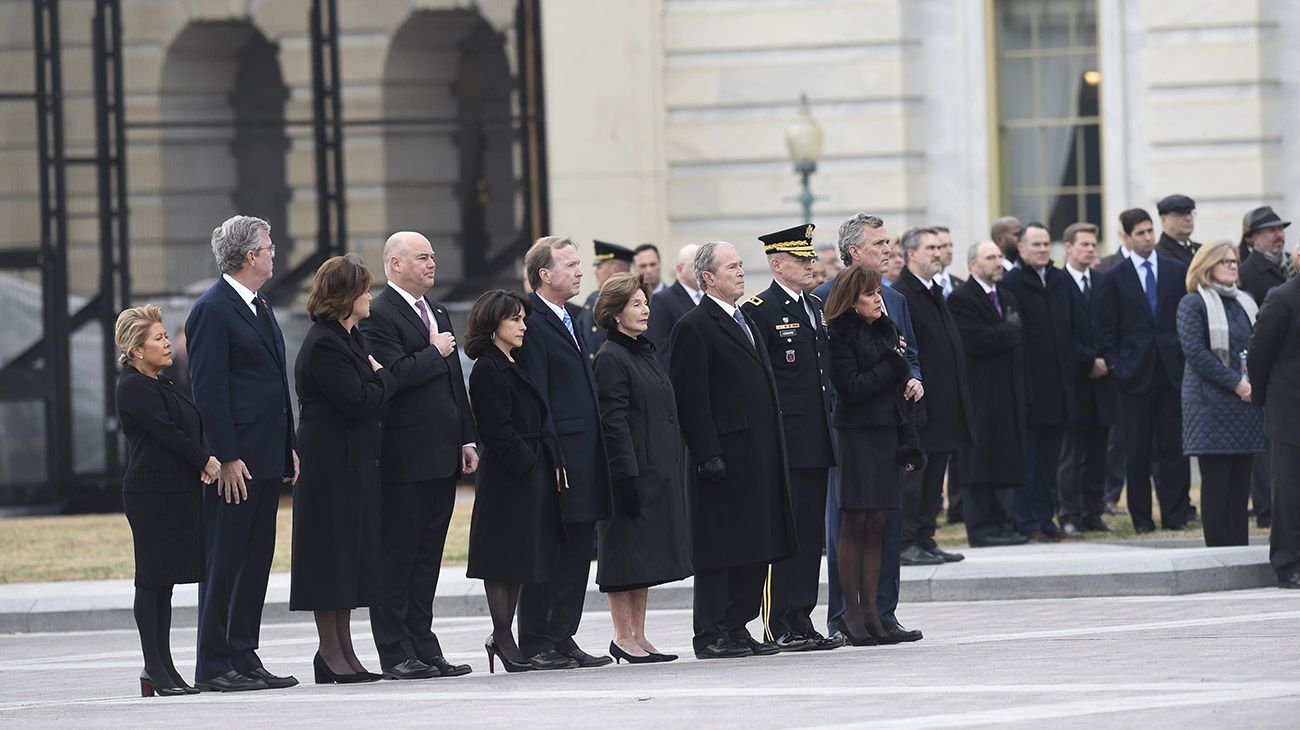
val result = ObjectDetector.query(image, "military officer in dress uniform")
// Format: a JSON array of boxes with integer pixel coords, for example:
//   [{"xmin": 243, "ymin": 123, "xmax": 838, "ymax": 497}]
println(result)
[
  {"xmin": 742, "ymin": 224, "xmax": 841, "ymax": 652},
  {"xmin": 577, "ymin": 240, "xmax": 635, "ymax": 361}
]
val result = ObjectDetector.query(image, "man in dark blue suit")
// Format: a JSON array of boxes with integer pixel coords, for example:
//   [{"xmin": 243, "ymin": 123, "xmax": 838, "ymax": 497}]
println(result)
[
  {"xmin": 813, "ymin": 213, "xmax": 923, "ymax": 643},
  {"xmin": 1096, "ymin": 208, "xmax": 1192, "ymax": 532},
  {"xmin": 742, "ymin": 224, "xmax": 839, "ymax": 652},
  {"xmin": 1001, "ymin": 222, "xmax": 1089, "ymax": 541},
  {"xmin": 186, "ymin": 215, "xmax": 298, "ymax": 692},
  {"xmin": 645, "ymin": 244, "xmax": 701, "ymax": 369},
  {"xmin": 1057, "ymin": 223, "xmax": 1119, "ymax": 535},
  {"xmin": 516, "ymin": 236, "xmax": 614, "ymax": 669}
]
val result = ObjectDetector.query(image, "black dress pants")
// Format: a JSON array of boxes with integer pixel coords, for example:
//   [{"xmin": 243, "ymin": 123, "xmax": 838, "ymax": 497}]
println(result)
[
  {"xmin": 901, "ymin": 450, "xmax": 952, "ymax": 550},
  {"xmin": 693, "ymin": 562, "xmax": 767, "ymax": 653},
  {"xmin": 1058, "ymin": 425, "xmax": 1109, "ymax": 524},
  {"xmin": 195, "ymin": 478, "xmax": 279, "ymax": 681},
  {"xmin": 764, "ymin": 467, "xmax": 827, "ymax": 640},
  {"xmin": 518, "ymin": 520, "xmax": 595, "ymax": 658},
  {"xmin": 964, "ymin": 483, "xmax": 1013, "ymax": 542},
  {"xmin": 1120, "ymin": 378, "xmax": 1191, "ymax": 530},
  {"xmin": 370, "ymin": 476, "xmax": 457, "ymax": 668},
  {"xmin": 1270, "ymin": 441, "xmax": 1300, "ymax": 579},
  {"xmin": 1197, "ymin": 454, "xmax": 1252, "ymax": 547}
]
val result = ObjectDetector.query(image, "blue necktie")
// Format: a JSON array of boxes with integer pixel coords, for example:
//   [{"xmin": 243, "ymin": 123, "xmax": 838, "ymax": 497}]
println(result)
[
  {"xmin": 732, "ymin": 309, "xmax": 756, "ymax": 349},
  {"xmin": 1142, "ymin": 261, "xmax": 1157, "ymax": 316},
  {"xmin": 561, "ymin": 309, "xmax": 575, "ymax": 339}
]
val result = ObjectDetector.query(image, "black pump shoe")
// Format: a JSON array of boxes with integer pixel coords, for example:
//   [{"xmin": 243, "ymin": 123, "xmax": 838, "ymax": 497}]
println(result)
[
  {"xmin": 485, "ymin": 636, "xmax": 532, "ymax": 674},
  {"xmin": 608, "ymin": 641, "xmax": 657, "ymax": 665},
  {"xmin": 140, "ymin": 670, "xmax": 192, "ymax": 697}
]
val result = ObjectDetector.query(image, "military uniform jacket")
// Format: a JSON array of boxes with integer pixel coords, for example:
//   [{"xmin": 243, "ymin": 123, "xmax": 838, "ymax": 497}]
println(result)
[
  {"xmin": 576, "ymin": 290, "xmax": 607, "ymax": 363},
  {"xmin": 741, "ymin": 281, "xmax": 835, "ymax": 470}
]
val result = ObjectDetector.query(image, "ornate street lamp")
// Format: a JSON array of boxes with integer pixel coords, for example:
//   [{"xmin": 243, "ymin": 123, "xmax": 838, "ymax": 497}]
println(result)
[{"xmin": 785, "ymin": 93, "xmax": 824, "ymax": 224}]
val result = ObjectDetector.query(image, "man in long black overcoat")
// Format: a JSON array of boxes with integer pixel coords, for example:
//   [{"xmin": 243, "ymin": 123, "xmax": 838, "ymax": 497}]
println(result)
[{"xmin": 670, "ymin": 241, "xmax": 795, "ymax": 660}]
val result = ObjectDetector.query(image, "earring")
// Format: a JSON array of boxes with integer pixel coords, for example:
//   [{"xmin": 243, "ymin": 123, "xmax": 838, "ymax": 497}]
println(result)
[{"xmin": 491, "ymin": 332, "xmax": 497, "ymax": 341}]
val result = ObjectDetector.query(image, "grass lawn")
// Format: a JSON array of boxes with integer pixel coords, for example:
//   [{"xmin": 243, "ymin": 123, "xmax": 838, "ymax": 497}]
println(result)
[{"xmin": 0, "ymin": 483, "xmax": 1264, "ymax": 583}]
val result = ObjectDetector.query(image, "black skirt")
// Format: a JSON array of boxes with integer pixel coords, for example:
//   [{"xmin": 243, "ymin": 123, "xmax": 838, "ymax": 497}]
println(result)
[
  {"xmin": 836, "ymin": 426, "xmax": 900, "ymax": 510},
  {"xmin": 123, "ymin": 490, "xmax": 204, "ymax": 587}
]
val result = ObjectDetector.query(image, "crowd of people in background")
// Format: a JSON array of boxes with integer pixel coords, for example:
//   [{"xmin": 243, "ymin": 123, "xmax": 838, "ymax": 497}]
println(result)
[{"xmin": 110, "ymin": 197, "xmax": 1300, "ymax": 696}]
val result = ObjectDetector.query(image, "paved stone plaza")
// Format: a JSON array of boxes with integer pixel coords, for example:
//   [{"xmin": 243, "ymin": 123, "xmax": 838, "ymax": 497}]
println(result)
[{"xmin": 2, "ymin": 588, "xmax": 1297, "ymax": 728}]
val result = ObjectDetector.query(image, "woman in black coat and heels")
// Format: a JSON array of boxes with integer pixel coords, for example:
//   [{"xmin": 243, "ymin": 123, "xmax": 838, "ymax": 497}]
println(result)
[
  {"xmin": 290, "ymin": 254, "xmax": 395, "ymax": 684},
  {"xmin": 825, "ymin": 265, "xmax": 925, "ymax": 646},
  {"xmin": 592, "ymin": 273, "xmax": 692, "ymax": 664},
  {"xmin": 464, "ymin": 289, "xmax": 566, "ymax": 673},
  {"xmin": 115, "ymin": 304, "xmax": 221, "ymax": 696}
]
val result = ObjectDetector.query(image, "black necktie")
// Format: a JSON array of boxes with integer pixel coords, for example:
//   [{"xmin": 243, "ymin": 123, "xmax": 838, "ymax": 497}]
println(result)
[
  {"xmin": 254, "ymin": 296, "xmax": 276, "ymax": 343},
  {"xmin": 1082, "ymin": 274, "xmax": 1091, "ymax": 303},
  {"xmin": 931, "ymin": 282, "xmax": 944, "ymax": 305}
]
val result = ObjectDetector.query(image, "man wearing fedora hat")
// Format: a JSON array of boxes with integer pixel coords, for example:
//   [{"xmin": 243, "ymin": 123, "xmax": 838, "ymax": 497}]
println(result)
[
  {"xmin": 1239, "ymin": 206, "xmax": 1292, "ymax": 308},
  {"xmin": 1155, "ymin": 194, "xmax": 1201, "ymax": 266}
]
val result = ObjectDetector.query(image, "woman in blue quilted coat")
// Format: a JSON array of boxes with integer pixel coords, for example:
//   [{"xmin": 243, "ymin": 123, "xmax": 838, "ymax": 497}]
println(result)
[{"xmin": 1176, "ymin": 240, "xmax": 1266, "ymax": 546}]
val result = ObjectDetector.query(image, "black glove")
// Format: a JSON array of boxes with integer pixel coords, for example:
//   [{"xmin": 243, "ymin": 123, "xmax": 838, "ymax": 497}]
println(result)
[
  {"xmin": 612, "ymin": 477, "xmax": 641, "ymax": 518},
  {"xmin": 896, "ymin": 444, "xmax": 927, "ymax": 472},
  {"xmin": 697, "ymin": 456, "xmax": 726, "ymax": 483}
]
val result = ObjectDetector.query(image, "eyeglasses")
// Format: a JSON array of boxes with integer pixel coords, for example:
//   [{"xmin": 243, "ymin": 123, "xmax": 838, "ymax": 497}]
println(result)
[
  {"xmin": 253, "ymin": 244, "xmax": 277, "ymax": 255},
  {"xmin": 1217, "ymin": 259, "xmax": 1239, "ymax": 266}
]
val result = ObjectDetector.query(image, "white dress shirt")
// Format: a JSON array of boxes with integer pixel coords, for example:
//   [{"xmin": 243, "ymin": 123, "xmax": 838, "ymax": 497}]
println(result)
[
  {"xmin": 1064, "ymin": 263, "xmax": 1091, "ymax": 294},
  {"xmin": 775, "ymin": 280, "xmax": 817, "ymax": 330},
  {"xmin": 538, "ymin": 293, "xmax": 579, "ymax": 346},
  {"xmin": 222, "ymin": 273, "xmax": 259, "ymax": 316},
  {"xmin": 387, "ymin": 281, "xmax": 439, "ymax": 334}
]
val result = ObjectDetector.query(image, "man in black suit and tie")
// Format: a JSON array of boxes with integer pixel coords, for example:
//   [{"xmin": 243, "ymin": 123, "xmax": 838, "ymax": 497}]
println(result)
[
  {"xmin": 933, "ymin": 225, "xmax": 967, "ymax": 524},
  {"xmin": 1057, "ymin": 222, "xmax": 1118, "ymax": 535},
  {"xmin": 1248, "ymin": 263, "xmax": 1300, "ymax": 589},
  {"xmin": 948, "ymin": 241, "xmax": 1030, "ymax": 547},
  {"xmin": 360, "ymin": 231, "xmax": 477, "ymax": 680},
  {"xmin": 1155, "ymin": 194, "xmax": 1200, "ymax": 266},
  {"xmin": 742, "ymin": 225, "xmax": 839, "ymax": 652},
  {"xmin": 576, "ymin": 240, "xmax": 634, "ymax": 362},
  {"xmin": 186, "ymin": 215, "xmax": 298, "ymax": 692},
  {"xmin": 1002, "ymin": 222, "xmax": 1089, "ymax": 541},
  {"xmin": 516, "ymin": 236, "xmax": 614, "ymax": 669},
  {"xmin": 934, "ymin": 226, "xmax": 965, "ymax": 299},
  {"xmin": 893, "ymin": 227, "xmax": 975, "ymax": 564},
  {"xmin": 1096, "ymin": 208, "xmax": 1192, "ymax": 532},
  {"xmin": 645, "ymin": 243, "xmax": 701, "ymax": 369},
  {"xmin": 671, "ymin": 241, "xmax": 795, "ymax": 659}
]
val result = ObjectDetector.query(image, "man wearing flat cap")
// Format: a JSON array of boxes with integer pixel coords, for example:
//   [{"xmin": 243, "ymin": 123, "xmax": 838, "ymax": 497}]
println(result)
[
  {"xmin": 1240, "ymin": 206, "xmax": 1293, "ymax": 308},
  {"xmin": 742, "ymin": 225, "xmax": 840, "ymax": 652},
  {"xmin": 577, "ymin": 240, "xmax": 635, "ymax": 361},
  {"xmin": 1156, "ymin": 194, "xmax": 1201, "ymax": 265}
]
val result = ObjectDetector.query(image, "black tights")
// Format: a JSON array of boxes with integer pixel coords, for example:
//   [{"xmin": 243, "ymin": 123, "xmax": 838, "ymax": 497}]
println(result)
[
  {"xmin": 134, "ymin": 585, "xmax": 185, "ymax": 686},
  {"xmin": 314, "ymin": 610, "xmax": 366, "ymax": 674},
  {"xmin": 484, "ymin": 580, "xmax": 523, "ymax": 662},
  {"xmin": 837, "ymin": 509, "xmax": 887, "ymax": 638}
]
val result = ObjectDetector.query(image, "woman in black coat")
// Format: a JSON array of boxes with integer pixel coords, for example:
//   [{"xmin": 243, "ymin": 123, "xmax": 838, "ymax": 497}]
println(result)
[
  {"xmin": 465, "ymin": 290, "xmax": 566, "ymax": 673},
  {"xmin": 825, "ymin": 266, "xmax": 924, "ymax": 646},
  {"xmin": 290, "ymin": 254, "xmax": 395, "ymax": 684},
  {"xmin": 592, "ymin": 273, "xmax": 691, "ymax": 664},
  {"xmin": 114, "ymin": 304, "xmax": 220, "ymax": 696}
]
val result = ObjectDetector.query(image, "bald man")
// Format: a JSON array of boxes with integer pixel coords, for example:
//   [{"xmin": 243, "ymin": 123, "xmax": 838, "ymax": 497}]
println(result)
[
  {"xmin": 646, "ymin": 244, "xmax": 703, "ymax": 369},
  {"xmin": 360, "ymin": 231, "xmax": 478, "ymax": 680}
]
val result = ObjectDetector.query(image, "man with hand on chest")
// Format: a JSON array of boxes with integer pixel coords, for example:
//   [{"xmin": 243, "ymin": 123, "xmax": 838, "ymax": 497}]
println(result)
[{"xmin": 742, "ymin": 224, "xmax": 840, "ymax": 653}]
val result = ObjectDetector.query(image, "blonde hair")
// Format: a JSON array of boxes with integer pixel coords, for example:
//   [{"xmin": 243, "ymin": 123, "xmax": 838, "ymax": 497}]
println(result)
[
  {"xmin": 1185, "ymin": 239, "xmax": 1238, "ymax": 293},
  {"xmin": 114, "ymin": 305, "xmax": 163, "ymax": 367},
  {"xmin": 593, "ymin": 272, "xmax": 652, "ymax": 331}
]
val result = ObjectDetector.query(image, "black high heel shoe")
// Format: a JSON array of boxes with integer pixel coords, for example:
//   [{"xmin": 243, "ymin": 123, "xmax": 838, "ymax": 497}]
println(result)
[
  {"xmin": 140, "ymin": 670, "xmax": 191, "ymax": 697},
  {"xmin": 839, "ymin": 624, "xmax": 880, "ymax": 647},
  {"xmin": 608, "ymin": 641, "xmax": 658, "ymax": 665},
  {"xmin": 314, "ymin": 652, "xmax": 382, "ymax": 684},
  {"xmin": 647, "ymin": 652, "xmax": 678, "ymax": 663},
  {"xmin": 485, "ymin": 636, "xmax": 532, "ymax": 674}
]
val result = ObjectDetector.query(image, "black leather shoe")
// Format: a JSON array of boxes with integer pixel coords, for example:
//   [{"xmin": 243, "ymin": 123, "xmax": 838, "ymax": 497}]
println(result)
[
  {"xmin": 421, "ymin": 655, "xmax": 472, "ymax": 677},
  {"xmin": 900, "ymin": 545, "xmax": 944, "ymax": 565},
  {"xmin": 1082, "ymin": 516, "xmax": 1113, "ymax": 532},
  {"xmin": 695, "ymin": 638, "xmax": 752, "ymax": 659},
  {"xmin": 1061, "ymin": 521, "xmax": 1084, "ymax": 538},
  {"xmin": 1134, "ymin": 522, "xmax": 1156, "ymax": 534},
  {"xmin": 927, "ymin": 546, "xmax": 965, "ymax": 562},
  {"xmin": 774, "ymin": 632, "xmax": 815, "ymax": 652},
  {"xmin": 1163, "ymin": 523, "xmax": 1191, "ymax": 532},
  {"xmin": 557, "ymin": 645, "xmax": 613, "ymax": 668},
  {"xmin": 735, "ymin": 635, "xmax": 780, "ymax": 656},
  {"xmin": 244, "ymin": 667, "xmax": 298, "ymax": 689},
  {"xmin": 970, "ymin": 533, "xmax": 1029, "ymax": 547},
  {"xmin": 195, "ymin": 670, "xmax": 268, "ymax": 693},
  {"xmin": 382, "ymin": 658, "xmax": 440, "ymax": 680},
  {"xmin": 1278, "ymin": 573, "xmax": 1300, "ymax": 589},
  {"xmin": 528, "ymin": 650, "xmax": 579, "ymax": 670},
  {"xmin": 881, "ymin": 623, "xmax": 923, "ymax": 642},
  {"xmin": 803, "ymin": 631, "xmax": 843, "ymax": 651}
]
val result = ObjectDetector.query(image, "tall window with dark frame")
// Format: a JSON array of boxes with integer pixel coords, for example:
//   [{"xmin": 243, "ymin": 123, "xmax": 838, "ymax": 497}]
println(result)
[{"xmin": 995, "ymin": 0, "xmax": 1102, "ymax": 239}]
